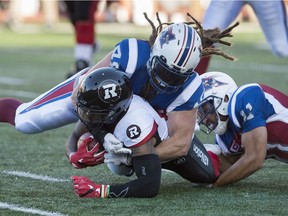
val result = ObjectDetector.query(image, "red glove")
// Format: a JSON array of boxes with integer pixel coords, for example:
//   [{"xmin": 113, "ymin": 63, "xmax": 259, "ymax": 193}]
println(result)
[
  {"xmin": 72, "ymin": 176, "xmax": 110, "ymax": 198},
  {"xmin": 69, "ymin": 137, "xmax": 105, "ymax": 169}
]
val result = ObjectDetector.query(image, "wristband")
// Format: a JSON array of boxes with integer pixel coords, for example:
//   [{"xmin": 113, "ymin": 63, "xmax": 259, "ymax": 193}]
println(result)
[
  {"xmin": 69, "ymin": 152, "xmax": 75, "ymax": 160},
  {"xmin": 101, "ymin": 185, "xmax": 110, "ymax": 198}
]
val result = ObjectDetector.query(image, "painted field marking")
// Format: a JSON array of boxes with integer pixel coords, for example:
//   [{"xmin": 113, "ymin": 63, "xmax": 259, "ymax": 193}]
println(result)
[
  {"xmin": 0, "ymin": 76, "xmax": 27, "ymax": 85},
  {"xmin": 1, "ymin": 171, "xmax": 69, "ymax": 215},
  {"xmin": 2, "ymin": 170, "xmax": 69, "ymax": 182},
  {"xmin": 1, "ymin": 61, "xmax": 286, "ymax": 99},
  {"xmin": 0, "ymin": 89, "xmax": 39, "ymax": 98},
  {"xmin": 211, "ymin": 61, "xmax": 287, "ymax": 74},
  {"xmin": 0, "ymin": 202, "xmax": 68, "ymax": 216}
]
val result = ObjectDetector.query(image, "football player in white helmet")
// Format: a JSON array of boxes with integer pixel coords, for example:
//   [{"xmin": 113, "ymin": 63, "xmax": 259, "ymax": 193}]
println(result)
[
  {"xmin": 198, "ymin": 71, "xmax": 288, "ymax": 186},
  {"xmin": 198, "ymin": 72, "xmax": 238, "ymax": 135},
  {"xmin": 146, "ymin": 22, "xmax": 202, "ymax": 94}
]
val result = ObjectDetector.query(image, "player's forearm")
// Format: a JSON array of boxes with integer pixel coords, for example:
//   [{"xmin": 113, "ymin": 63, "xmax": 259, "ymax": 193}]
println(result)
[
  {"xmin": 155, "ymin": 134, "xmax": 192, "ymax": 161},
  {"xmin": 109, "ymin": 154, "xmax": 161, "ymax": 198},
  {"xmin": 214, "ymin": 155, "xmax": 262, "ymax": 187},
  {"xmin": 65, "ymin": 134, "xmax": 79, "ymax": 158},
  {"xmin": 157, "ymin": 109, "xmax": 195, "ymax": 161}
]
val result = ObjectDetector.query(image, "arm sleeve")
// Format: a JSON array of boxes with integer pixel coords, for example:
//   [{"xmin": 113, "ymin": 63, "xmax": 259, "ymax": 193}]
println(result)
[{"xmin": 108, "ymin": 154, "xmax": 161, "ymax": 198}]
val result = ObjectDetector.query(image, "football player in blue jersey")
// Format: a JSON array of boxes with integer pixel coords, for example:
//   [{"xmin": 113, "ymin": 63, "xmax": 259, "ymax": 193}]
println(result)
[
  {"xmin": 198, "ymin": 72, "xmax": 288, "ymax": 186},
  {"xmin": 0, "ymin": 13, "xmax": 238, "ymax": 184}
]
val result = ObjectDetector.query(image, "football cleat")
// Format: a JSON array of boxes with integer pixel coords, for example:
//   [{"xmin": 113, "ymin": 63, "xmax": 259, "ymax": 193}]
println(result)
[{"xmin": 66, "ymin": 59, "xmax": 90, "ymax": 79}]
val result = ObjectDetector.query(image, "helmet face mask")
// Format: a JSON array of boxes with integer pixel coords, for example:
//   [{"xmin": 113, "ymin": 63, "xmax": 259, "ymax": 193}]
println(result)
[
  {"xmin": 76, "ymin": 67, "xmax": 133, "ymax": 129},
  {"xmin": 76, "ymin": 102, "xmax": 109, "ymax": 128},
  {"xmin": 148, "ymin": 56, "xmax": 193, "ymax": 94},
  {"xmin": 198, "ymin": 71, "xmax": 238, "ymax": 135},
  {"xmin": 197, "ymin": 97, "xmax": 221, "ymax": 134},
  {"xmin": 147, "ymin": 23, "xmax": 202, "ymax": 94}
]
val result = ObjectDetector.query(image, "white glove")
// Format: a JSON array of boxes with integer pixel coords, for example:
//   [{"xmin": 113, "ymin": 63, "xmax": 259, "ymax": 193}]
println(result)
[
  {"xmin": 103, "ymin": 133, "xmax": 132, "ymax": 154},
  {"xmin": 104, "ymin": 152, "xmax": 132, "ymax": 166}
]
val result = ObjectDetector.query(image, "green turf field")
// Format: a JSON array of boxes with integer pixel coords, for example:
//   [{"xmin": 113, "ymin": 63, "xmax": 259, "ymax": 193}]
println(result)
[{"xmin": 0, "ymin": 22, "xmax": 287, "ymax": 216}]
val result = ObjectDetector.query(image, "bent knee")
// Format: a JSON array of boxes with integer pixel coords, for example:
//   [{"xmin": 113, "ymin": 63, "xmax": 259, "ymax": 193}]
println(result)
[{"xmin": 15, "ymin": 122, "xmax": 43, "ymax": 134}]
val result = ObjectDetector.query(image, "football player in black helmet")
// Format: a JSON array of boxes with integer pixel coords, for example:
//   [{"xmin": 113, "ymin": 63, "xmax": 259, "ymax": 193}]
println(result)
[
  {"xmin": 68, "ymin": 67, "xmax": 133, "ymax": 170},
  {"xmin": 66, "ymin": 67, "xmax": 168, "ymax": 198},
  {"xmin": 76, "ymin": 67, "xmax": 133, "ymax": 129}
]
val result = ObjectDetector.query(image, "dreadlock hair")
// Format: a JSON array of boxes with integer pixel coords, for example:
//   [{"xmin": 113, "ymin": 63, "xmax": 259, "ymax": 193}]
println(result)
[{"xmin": 143, "ymin": 12, "xmax": 239, "ymax": 61}]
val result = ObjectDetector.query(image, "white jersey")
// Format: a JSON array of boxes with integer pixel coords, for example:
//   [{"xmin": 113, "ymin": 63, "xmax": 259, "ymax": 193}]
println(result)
[
  {"xmin": 203, "ymin": 0, "xmax": 288, "ymax": 57},
  {"xmin": 113, "ymin": 95, "xmax": 168, "ymax": 148}
]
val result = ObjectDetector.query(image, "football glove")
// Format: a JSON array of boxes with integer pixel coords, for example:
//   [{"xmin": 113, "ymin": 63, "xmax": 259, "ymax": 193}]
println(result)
[
  {"xmin": 72, "ymin": 176, "xmax": 110, "ymax": 198},
  {"xmin": 104, "ymin": 152, "xmax": 132, "ymax": 166},
  {"xmin": 69, "ymin": 137, "xmax": 105, "ymax": 169},
  {"xmin": 103, "ymin": 133, "xmax": 132, "ymax": 154}
]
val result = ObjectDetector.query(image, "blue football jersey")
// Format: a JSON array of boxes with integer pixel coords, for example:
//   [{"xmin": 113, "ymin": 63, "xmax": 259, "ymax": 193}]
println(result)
[
  {"xmin": 110, "ymin": 38, "xmax": 204, "ymax": 113},
  {"xmin": 216, "ymin": 84, "xmax": 288, "ymax": 162}
]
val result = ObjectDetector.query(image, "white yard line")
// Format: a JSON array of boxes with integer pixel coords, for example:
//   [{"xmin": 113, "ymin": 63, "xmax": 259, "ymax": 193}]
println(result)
[
  {"xmin": 0, "ymin": 202, "xmax": 68, "ymax": 216},
  {"xmin": 2, "ymin": 170, "xmax": 69, "ymax": 182},
  {"xmin": 211, "ymin": 60, "xmax": 287, "ymax": 74},
  {"xmin": 0, "ymin": 61, "xmax": 286, "ymax": 99},
  {"xmin": 0, "ymin": 76, "xmax": 27, "ymax": 85},
  {"xmin": 0, "ymin": 89, "xmax": 39, "ymax": 98},
  {"xmin": 1, "ymin": 171, "xmax": 69, "ymax": 215}
]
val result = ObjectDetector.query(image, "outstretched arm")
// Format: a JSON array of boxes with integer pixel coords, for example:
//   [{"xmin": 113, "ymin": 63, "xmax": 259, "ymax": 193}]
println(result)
[
  {"xmin": 214, "ymin": 126, "xmax": 267, "ymax": 187},
  {"xmin": 72, "ymin": 137, "xmax": 162, "ymax": 198},
  {"xmin": 155, "ymin": 108, "xmax": 196, "ymax": 161}
]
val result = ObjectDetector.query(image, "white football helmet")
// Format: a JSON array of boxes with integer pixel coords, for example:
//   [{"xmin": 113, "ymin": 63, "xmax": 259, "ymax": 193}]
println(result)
[
  {"xmin": 198, "ymin": 72, "xmax": 238, "ymax": 135},
  {"xmin": 147, "ymin": 23, "xmax": 202, "ymax": 93}
]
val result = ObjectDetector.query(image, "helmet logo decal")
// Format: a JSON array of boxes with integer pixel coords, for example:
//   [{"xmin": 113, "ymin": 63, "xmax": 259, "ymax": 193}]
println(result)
[
  {"xmin": 203, "ymin": 77, "xmax": 228, "ymax": 92},
  {"xmin": 126, "ymin": 125, "xmax": 141, "ymax": 139},
  {"xmin": 159, "ymin": 26, "xmax": 176, "ymax": 48},
  {"xmin": 103, "ymin": 83, "xmax": 118, "ymax": 99},
  {"xmin": 98, "ymin": 80, "xmax": 121, "ymax": 103}
]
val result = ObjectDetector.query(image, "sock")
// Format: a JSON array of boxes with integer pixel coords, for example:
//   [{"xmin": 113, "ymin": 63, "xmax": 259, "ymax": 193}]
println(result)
[
  {"xmin": 75, "ymin": 21, "xmax": 94, "ymax": 44},
  {"xmin": 75, "ymin": 21, "xmax": 95, "ymax": 64},
  {"xmin": 74, "ymin": 44, "xmax": 94, "ymax": 64},
  {"xmin": 0, "ymin": 98, "xmax": 23, "ymax": 125},
  {"xmin": 208, "ymin": 151, "xmax": 220, "ymax": 177}
]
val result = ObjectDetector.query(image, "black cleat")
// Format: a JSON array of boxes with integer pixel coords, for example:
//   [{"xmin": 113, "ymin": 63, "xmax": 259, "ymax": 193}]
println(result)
[{"xmin": 66, "ymin": 59, "xmax": 90, "ymax": 79}]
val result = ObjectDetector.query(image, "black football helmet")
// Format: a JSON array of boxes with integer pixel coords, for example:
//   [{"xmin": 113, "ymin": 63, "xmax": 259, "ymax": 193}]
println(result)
[{"xmin": 76, "ymin": 67, "xmax": 133, "ymax": 129}]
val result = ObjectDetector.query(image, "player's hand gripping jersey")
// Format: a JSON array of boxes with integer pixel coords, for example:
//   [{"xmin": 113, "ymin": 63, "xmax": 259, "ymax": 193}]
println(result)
[{"xmin": 216, "ymin": 84, "xmax": 288, "ymax": 162}]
